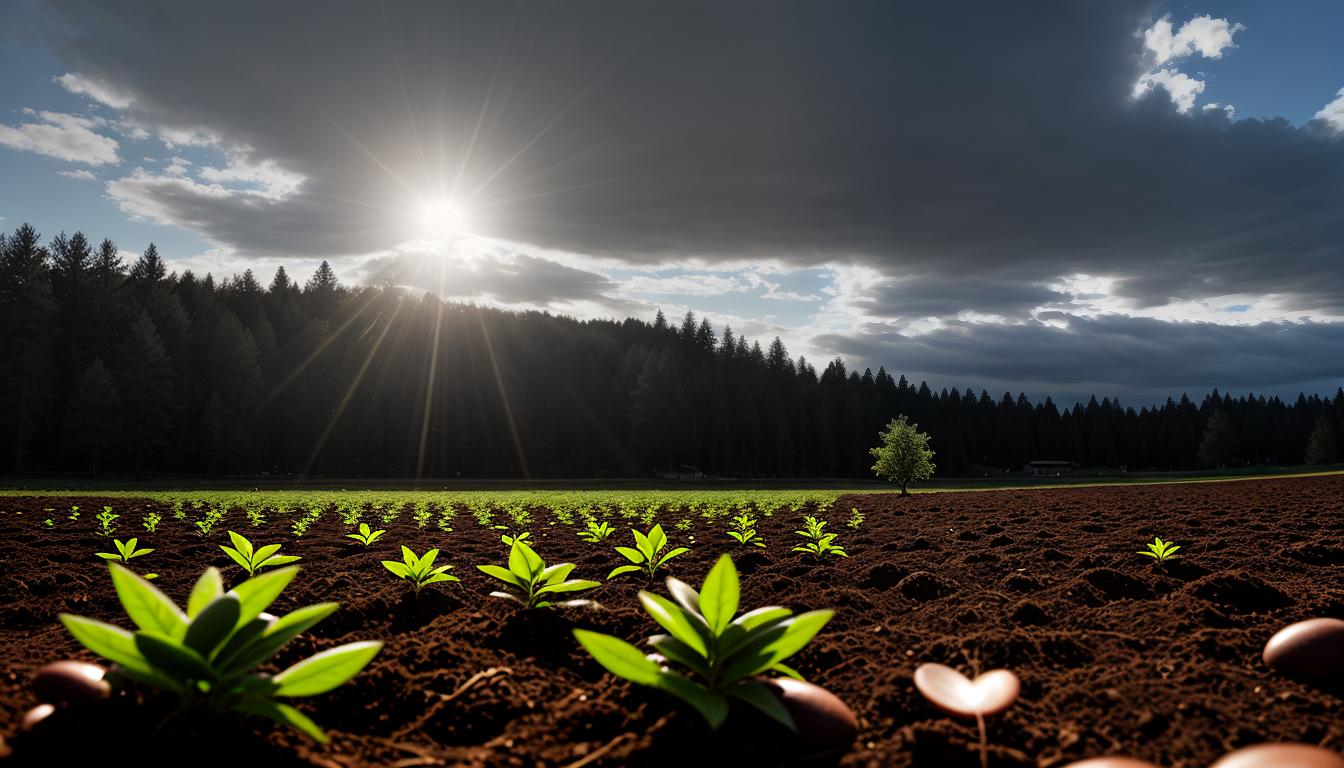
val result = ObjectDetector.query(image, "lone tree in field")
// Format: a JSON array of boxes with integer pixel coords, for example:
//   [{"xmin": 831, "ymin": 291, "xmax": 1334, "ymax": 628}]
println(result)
[
  {"xmin": 1304, "ymin": 414, "xmax": 1341, "ymax": 465},
  {"xmin": 870, "ymin": 415, "xmax": 936, "ymax": 495}
]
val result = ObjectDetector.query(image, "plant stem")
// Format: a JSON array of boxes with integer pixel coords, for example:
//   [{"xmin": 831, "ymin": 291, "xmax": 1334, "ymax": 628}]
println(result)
[{"xmin": 976, "ymin": 712, "xmax": 987, "ymax": 768}]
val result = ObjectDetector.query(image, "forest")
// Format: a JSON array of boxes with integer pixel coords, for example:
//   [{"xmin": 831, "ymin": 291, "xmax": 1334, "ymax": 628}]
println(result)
[{"xmin": 1, "ymin": 223, "xmax": 1341, "ymax": 479}]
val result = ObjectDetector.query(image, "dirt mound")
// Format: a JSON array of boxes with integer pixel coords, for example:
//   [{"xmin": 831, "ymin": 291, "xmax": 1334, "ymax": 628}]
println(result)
[{"xmin": 1186, "ymin": 571, "xmax": 1294, "ymax": 613}]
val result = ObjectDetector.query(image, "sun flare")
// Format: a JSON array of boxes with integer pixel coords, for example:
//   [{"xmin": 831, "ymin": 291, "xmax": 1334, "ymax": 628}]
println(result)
[{"xmin": 415, "ymin": 198, "xmax": 471, "ymax": 239}]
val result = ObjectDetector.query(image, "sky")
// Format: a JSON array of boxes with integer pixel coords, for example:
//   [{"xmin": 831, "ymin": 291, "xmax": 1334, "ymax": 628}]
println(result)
[{"xmin": 1, "ymin": 0, "xmax": 1342, "ymax": 406}]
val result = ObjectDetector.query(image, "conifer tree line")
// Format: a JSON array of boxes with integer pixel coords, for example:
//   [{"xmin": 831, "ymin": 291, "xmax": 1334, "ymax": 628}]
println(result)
[{"xmin": 2, "ymin": 223, "xmax": 1341, "ymax": 478}]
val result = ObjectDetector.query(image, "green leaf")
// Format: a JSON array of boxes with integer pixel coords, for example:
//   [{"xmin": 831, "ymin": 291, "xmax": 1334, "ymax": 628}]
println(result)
[
  {"xmin": 699, "ymin": 555, "xmax": 739, "ymax": 635},
  {"xmin": 727, "ymin": 680, "xmax": 797, "ymax": 731},
  {"xmin": 771, "ymin": 662, "xmax": 804, "ymax": 680},
  {"xmin": 478, "ymin": 564, "xmax": 525, "ymax": 588},
  {"xmin": 230, "ymin": 566, "xmax": 299, "ymax": 627},
  {"xmin": 400, "ymin": 545, "xmax": 418, "ymax": 570},
  {"xmin": 575, "ymin": 629, "xmax": 663, "ymax": 686},
  {"xmin": 648, "ymin": 524, "xmax": 667, "ymax": 553},
  {"xmin": 665, "ymin": 577, "xmax": 702, "ymax": 617},
  {"xmin": 253, "ymin": 543, "xmax": 283, "ymax": 564},
  {"xmin": 648, "ymin": 634, "xmax": 710, "ymax": 678},
  {"xmin": 632, "ymin": 528, "xmax": 653, "ymax": 556},
  {"xmin": 638, "ymin": 591, "xmax": 707, "ymax": 656},
  {"xmin": 272, "ymin": 640, "xmax": 383, "ymax": 697},
  {"xmin": 536, "ymin": 579, "xmax": 600, "ymax": 596},
  {"xmin": 607, "ymin": 564, "xmax": 643, "ymax": 579},
  {"xmin": 211, "ymin": 614, "xmax": 276, "ymax": 670},
  {"xmin": 731, "ymin": 610, "xmax": 834, "ymax": 680},
  {"xmin": 188, "ymin": 567, "xmax": 224, "ymax": 618},
  {"xmin": 183, "ymin": 594, "xmax": 242, "ymax": 656},
  {"xmin": 95, "ymin": 552, "xmax": 119, "ymax": 561},
  {"xmin": 732, "ymin": 606, "xmax": 792, "ymax": 631},
  {"xmin": 228, "ymin": 530, "xmax": 253, "ymax": 558},
  {"xmin": 109, "ymin": 563, "xmax": 187, "ymax": 639},
  {"xmin": 234, "ymin": 698, "xmax": 328, "ymax": 743},
  {"xmin": 263, "ymin": 555, "xmax": 302, "ymax": 568},
  {"xmin": 539, "ymin": 563, "xmax": 575, "ymax": 585},
  {"xmin": 221, "ymin": 545, "xmax": 254, "ymax": 573},
  {"xmin": 656, "ymin": 547, "xmax": 690, "ymax": 568},
  {"xmin": 657, "ymin": 672, "xmax": 728, "ymax": 729},
  {"xmin": 60, "ymin": 614, "xmax": 153, "ymax": 675},
  {"xmin": 382, "ymin": 560, "xmax": 411, "ymax": 578},
  {"xmin": 127, "ymin": 547, "xmax": 153, "ymax": 559},
  {"xmin": 135, "ymin": 632, "xmax": 213, "ymax": 680},
  {"xmin": 615, "ymin": 546, "xmax": 645, "ymax": 564}
]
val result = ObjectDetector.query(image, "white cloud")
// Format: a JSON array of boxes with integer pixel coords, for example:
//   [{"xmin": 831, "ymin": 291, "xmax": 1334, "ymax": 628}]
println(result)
[
  {"xmin": 163, "ymin": 156, "xmax": 192, "ymax": 176},
  {"xmin": 1202, "ymin": 102, "xmax": 1236, "ymax": 119},
  {"xmin": 198, "ymin": 156, "xmax": 304, "ymax": 200},
  {"xmin": 1316, "ymin": 87, "xmax": 1344, "ymax": 132},
  {"xmin": 1143, "ymin": 15, "xmax": 1244, "ymax": 66},
  {"xmin": 106, "ymin": 167, "xmax": 235, "ymax": 227},
  {"xmin": 0, "ymin": 110, "xmax": 120, "ymax": 165},
  {"xmin": 58, "ymin": 169, "xmax": 97, "ymax": 181},
  {"xmin": 54, "ymin": 72, "xmax": 135, "ymax": 109},
  {"xmin": 1134, "ymin": 68, "xmax": 1206, "ymax": 113}
]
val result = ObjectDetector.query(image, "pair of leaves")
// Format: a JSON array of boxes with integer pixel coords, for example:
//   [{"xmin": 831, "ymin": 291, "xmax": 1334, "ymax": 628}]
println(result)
[
  {"xmin": 793, "ymin": 517, "xmax": 849, "ymax": 559},
  {"xmin": 609, "ymin": 524, "xmax": 689, "ymax": 579},
  {"xmin": 345, "ymin": 522, "xmax": 386, "ymax": 546},
  {"xmin": 577, "ymin": 520, "xmax": 615, "ymax": 543},
  {"xmin": 221, "ymin": 531, "xmax": 301, "ymax": 577},
  {"xmin": 382, "ymin": 546, "xmax": 459, "ymax": 592},
  {"xmin": 60, "ymin": 564, "xmax": 381, "ymax": 743},
  {"xmin": 575, "ymin": 554, "xmax": 834, "ymax": 731},
  {"xmin": 96, "ymin": 537, "xmax": 153, "ymax": 563},
  {"xmin": 478, "ymin": 539, "xmax": 600, "ymax": 608}
]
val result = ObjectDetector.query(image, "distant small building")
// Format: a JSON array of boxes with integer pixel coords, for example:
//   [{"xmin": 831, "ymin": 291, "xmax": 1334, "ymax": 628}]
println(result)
[{"xmin": 1023, "ymin": 460, "xmax": 1075, "ymax": 476}]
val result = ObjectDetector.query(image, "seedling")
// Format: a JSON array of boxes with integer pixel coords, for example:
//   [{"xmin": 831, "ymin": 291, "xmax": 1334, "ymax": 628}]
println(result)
[
  {"xmin": 345, "ymin": 523, "xmax": 386, "ymax": 547},
  {"xmin": 68, "ymin": 506, "xmax": 80, "ymax": 522},
  {"xmin": 674, "ymin": 518, "xmax": 693, "ymax": 532},
  {"xmin": 608, "ymin": 524, "xmax": 689, "ymax": 580},
  {"xmin": 96, "ymin": 506, "xmax": 118, "ymax": 537},
  {"xmin": 43, "ymin": 517, "xmax": 54, "ymax": 528},
  {"xmin": 914, "ymin": 663, "xmax": 1019, "ymax": 768},
  {"xmin": 477, "ymin": 539, "xmax": 600, "ymax": 609},
  {"xmin": 792, "ymin": 516, "xmax": 848, "ymax": 559},
  {"xmin": 97, "ymin": 537, "xmax": 155, "ymax": 563},
  {"xmin": 846, "ymin": 507, "xmax": 864, "ymax": 529},
  {"xmin": 577, "ymin": 520, "xmax": 616, "ymax": 543},
  {"xmin": 1138, "ymin": 536, "xmax": 1181, "ymax": 563},
  {"xmin": 221, "ymin": 531, "xmax": 301, "ymax": 577},
  {"xmin": 60, "ymin": 564, "xmax": 381, "ymax": 743},
  {"xmin": 382, "ymin": 546, "xmax": 459, "ymax": 594},
  {"xmin": 575, "ymin": 554, "xmax": 835, "ymax": 730},
  {"xmin": 143, "ymin": 511, "xmax": 162, "ymax": 534},
  {"xmin": 726, "ymin": 513, "xmax": 766, "ymax": 548},
  {"xmin": 493, "ymin": 524, "xmax": 531, "ymax": 546}
]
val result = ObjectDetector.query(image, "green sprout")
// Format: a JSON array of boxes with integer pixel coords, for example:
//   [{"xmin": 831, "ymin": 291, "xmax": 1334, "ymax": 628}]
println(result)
[
  {"xmin": 143, "ymin": 511, "xmax": 162, "ymax": 534},
  {"xmin": 96, "ymin": 506, "xmax": 118, "ymax": 537},
  {"xmin": 382, "ymin": 546, "xmax": 459, "ymax": 594},
  {"xmin": 577, "ymin": 520, "xmax": 616, "ymax": 543},
  {"xmin": 1138, "ymin": 536, "xmax": 1181, "ymax": 563},
  {"xmin": 477, "ymin": 539, "xmax": 600, "ymax": 609},
  {"xmin": 344, "ymin": 522, "xmax": 386, "ymax": 547},
  {"xmin": 726, "ymin": 513, "xmax": 766, "ymax": 549},
  {"xmin": 221, "ymin": 531, "xmax": 301, "ymax": 577},
  {"xmin": 845, "ymin": 507, "xmax": 864, "ymax": 529},
  {"xmin": 96, "ymin": 537, "xmax": 154, "ymax": 564},
  {"xmin": 59, "ymin": 564, "xmax": 381, "ymax": 743},
  {"xmin": 575, "ymin": 554, "xmax": 835, "ymax": 730},
  {"xmin": 608, "ymin": 524, "xmax": 689, "ymax": 580},
  {"xmin": 792, "ymin": 516, "xmax": 848, "ymax": 560},
  {"xmin": 68, "ymin": 505, "xmax": 80, "ymax": 522}
]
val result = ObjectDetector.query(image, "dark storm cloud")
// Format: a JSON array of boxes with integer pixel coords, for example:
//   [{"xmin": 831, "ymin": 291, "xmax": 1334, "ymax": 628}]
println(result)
[
  {"xmin": 850, "ymin": 272, "xmax": 1072, "ymax": 321},
  {"xmin": 814, "ymin": 314, "xmax": 1344, "ymax": 405},
  {"xmin": 29, "ymin": 0, "xmax": 1344, "ymax": 314}
]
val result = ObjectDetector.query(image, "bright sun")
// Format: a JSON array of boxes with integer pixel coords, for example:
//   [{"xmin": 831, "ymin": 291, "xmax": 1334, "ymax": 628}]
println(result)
[{"xmin": 416, "ymin": 198, "xmax": 471, "ymax": 239}]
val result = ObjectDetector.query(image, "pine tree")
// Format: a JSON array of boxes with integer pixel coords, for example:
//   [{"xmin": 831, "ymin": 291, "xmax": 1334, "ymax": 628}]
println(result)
[
  {"xmin": 117, "ymin": 312, "xmax": 178, "ymax": 475},
  {"xmin": 1304, "ymin": 414, "xmax": 1341, "ymax": 465},
  {"xmin": 0, "ymin": 224, "xmax": 56, "ymax": 470},
  {"xmin": 1197, "ymin": 411, "xmax": 1238, "ymax": 468},
  {"xmin": 67, "ymin": 359, "xmax": 126, "ymax": 473}
]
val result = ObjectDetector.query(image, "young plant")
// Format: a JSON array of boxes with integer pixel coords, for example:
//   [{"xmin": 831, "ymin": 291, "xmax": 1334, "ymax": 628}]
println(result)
[
  {"xmin": 792, "ymin": 516, "xmax": 848, "ymax": 560},
  {"xmin": 96, "ymin": 506, "xmax": 118, "ymax": 537},
  {"xmin": 345, "ymin": 522, "xmax": 386, "ymax": 547},
  {"xmin": 96, "ymin": 537, "xmax": 154, "ymax": 564},
  {"xmin": 382, "ymin": 546, "xmax": 459, "ymax": 594},
  {"xmin": 575, "ymin": 554, "xmax": 835, "ymax": 730},
  {"xmin": 60, "ymin": 564, "xmax": 381, "ymax": 743},
  {"xmin": 477, "ymin": 539, "xmax": 600, "ymax": 609},
  {"xmin": 68, "ymin": 505, "xmax": 80, "ymax": 522},
  {"xmin": 143, "ymin": 511, "xmax": 162, "ymax": 534},
  {"xmin": 608, "ymin": 524, "xmax": 689, "ymax": 580},
  {"xmin": 221, "ymin": 531, "xmax": 301, "ymax": 577},
  {"xmin": 1138, "ymin": 536, "xmax": 1181, "ymax": 563},
  {"xmin": 577, "ymin": 520, "xmax": 616, "ymax": 543},
  {"xmin": 846, "ymin": 507, "xmax": 864, "ymax": 530},
  {"xmin": 726, "ymin": 513, "xmax": 766, "ymax": 549}
]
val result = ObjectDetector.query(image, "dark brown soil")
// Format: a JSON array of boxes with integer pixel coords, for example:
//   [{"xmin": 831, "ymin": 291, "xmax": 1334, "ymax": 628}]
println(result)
[{"xmin": 1, "ymin": 475, "xmax": 1342, "ymax": 767}]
